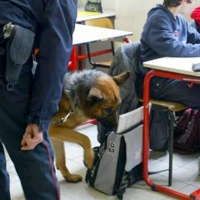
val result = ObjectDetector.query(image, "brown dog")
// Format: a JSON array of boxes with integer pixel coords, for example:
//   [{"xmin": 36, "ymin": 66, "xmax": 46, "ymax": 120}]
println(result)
[{"xmin": 49, "ymin": 70, "xmax": 130, "ymax": 183}]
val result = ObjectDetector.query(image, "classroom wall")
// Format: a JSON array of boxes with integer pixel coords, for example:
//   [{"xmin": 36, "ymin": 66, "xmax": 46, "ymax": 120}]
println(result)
[
  {"xmin": 78, "ymin": 0, "xmax": 200, "ymax": 42},
  {"xmin": 115, "ymin": 0, "xmax": 162, "ymax": 41}
]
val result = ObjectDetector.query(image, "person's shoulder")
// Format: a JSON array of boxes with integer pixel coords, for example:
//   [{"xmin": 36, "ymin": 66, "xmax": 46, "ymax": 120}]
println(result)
[
  {"xmin": 148, "ymin": 4, "xmax": 171, "ymax": 20},
  {"xmin": 148, "ymin": 4, "xmax": 165, "ymax": 15},
  {"xmin": 177, "ymin": 13, "xmax": 187, "ymax": 22}
]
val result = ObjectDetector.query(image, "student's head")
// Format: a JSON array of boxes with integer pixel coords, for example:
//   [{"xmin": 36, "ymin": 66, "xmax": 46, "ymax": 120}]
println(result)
[
  {"xmin": 163, "ymin": 0, "xmax": 182, "ymax": 7},
  {"xmin": 163, "ymin": 0, "xmax": 194, "ymax": 15},
  {"xmin": 163, "ymin": 0, "xmax": 194, "ymax": 8}
]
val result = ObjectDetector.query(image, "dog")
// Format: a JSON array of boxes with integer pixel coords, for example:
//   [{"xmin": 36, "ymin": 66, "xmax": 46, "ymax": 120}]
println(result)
[{"xmin": 49, "ymin": 69, "xmax": 130, "ymax": 183}]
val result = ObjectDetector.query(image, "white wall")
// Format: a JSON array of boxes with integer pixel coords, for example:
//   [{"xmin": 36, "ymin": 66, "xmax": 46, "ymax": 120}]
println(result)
[{"xmin": 114, "ymin": 0, "xmax": 162, "ymax": 41}]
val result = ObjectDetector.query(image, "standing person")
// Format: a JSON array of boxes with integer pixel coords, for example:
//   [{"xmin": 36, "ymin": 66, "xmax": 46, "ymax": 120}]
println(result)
[
  {"xmin": 0, "ymin": 1, "xmax": 77, "ymax": 200},
  {"xmin": 136, "ymin": 0, "xmax": 200, "ymax": 173}
]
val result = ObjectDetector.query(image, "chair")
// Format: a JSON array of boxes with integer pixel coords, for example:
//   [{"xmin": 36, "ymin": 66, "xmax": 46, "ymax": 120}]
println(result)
[
  {"xmin": 139, "ymin": 98, "xmax": 187, "ymax": 186},
  {"xmin": 85, "ymin": 18, "xmax": 130, "ymax": 69},
  {"xmin": 85, "ymin": 18, "xmax": 114, "ymax": 29},
  {"xmin": 85, "ymin": 18, "xmax": 114, "ymax": 69}
]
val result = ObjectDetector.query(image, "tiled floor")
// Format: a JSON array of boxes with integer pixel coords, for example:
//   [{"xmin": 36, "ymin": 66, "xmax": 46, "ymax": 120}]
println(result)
[{"xmin": 7, "ymin": 124, "xmax": 200, "ymax": 200}]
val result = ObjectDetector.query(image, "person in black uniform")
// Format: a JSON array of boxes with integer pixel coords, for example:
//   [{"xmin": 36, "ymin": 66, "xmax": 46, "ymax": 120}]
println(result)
[{"xmin": 0, "ymin": 1, "xmax": 77, "ymax": 199}]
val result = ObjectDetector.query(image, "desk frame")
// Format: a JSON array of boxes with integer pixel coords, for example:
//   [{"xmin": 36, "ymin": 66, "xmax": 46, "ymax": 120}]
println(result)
[
  {"xmin": 68, "ymin": 11, "xmax": 116, "ymax": 71},
  {"xmin": 143, "ymin": 69, "xmax": 200, "ymax": 200},
  {"xmin": 69, "ymin": 24, "xmax": 132, "ymax": 71}
]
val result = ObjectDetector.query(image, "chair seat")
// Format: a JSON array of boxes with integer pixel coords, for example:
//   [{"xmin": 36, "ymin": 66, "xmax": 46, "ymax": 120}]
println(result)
[
  {"xmin": 138, "ymin": 98, "xmax": 187, "ymax": 112},
  {"xmin": 93, "ymin": 60, "xmax": 112, "ymax": 68}
]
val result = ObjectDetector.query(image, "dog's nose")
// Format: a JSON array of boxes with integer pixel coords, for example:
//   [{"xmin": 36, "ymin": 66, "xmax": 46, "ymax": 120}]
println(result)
[{"xmin": 97, "ymin": 116, "xmax": 118, "ymax": 131}]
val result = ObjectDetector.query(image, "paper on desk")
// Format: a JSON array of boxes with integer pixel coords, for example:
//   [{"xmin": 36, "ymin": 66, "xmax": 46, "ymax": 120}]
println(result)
[{"xmin": 117, "ymin": 104, "xmax": 151, "ymax": 134}]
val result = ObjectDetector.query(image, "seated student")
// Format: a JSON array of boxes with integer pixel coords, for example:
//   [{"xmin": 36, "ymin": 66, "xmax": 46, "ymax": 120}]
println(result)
[
  {"xmin": 191, "ymin": 6, "xmax": 200, "ymax": 32},
  {"xmin": 136, "ymin": 0, "xmax": 200, "ymax": 173},
  {"xmin": 137, "ymin": 0, "xmax": 200, "ymax": 108}
]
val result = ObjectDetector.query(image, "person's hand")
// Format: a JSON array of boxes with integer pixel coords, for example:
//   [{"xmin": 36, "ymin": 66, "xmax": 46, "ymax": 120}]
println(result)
[{"xmin": 21, "ymin": 124, "xmax": 43, "ymax": 150}]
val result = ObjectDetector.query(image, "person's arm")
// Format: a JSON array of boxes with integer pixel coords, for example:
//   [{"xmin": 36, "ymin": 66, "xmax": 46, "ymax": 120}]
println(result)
[
  {"xmin": 21, "ymin": 0, "xmax": 77, "ymax": 150},
  {"xmin": 27, "ymin": 0, "xmax": 77, "ymax": 131},
  {"xmin": 145, "ymin": 14, "xmax": 200, "ymax": 57},
  {"xmin": 21, "ymin": 124, "xmax": 43, "ymax": 150}
]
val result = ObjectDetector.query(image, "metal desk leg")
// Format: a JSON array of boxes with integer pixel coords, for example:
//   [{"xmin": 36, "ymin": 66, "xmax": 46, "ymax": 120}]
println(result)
[{"xmin": 143, "ymin": 70, "xmax": 196, "ymax": 200}]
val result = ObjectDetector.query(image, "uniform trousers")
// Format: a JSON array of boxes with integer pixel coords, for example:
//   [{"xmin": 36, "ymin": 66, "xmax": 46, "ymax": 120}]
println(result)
[{"xmin": 0, "ymin": 56, "xmax": 60, "ymax": 200}]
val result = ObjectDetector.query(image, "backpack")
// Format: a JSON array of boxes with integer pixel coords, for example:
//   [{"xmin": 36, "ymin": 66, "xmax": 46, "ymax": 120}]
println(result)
[
  {"xmin": 84, "ymin": 0, "xmax": 103, "ymax": 13},
  {"xmin": 149, "ymin": 105, "xmax": 170, "ymax": 151},
  {"xmin": 97, "ymin": 42, "xmax": 141, "ymax": 145},
  {"xmin": 85, "ymin": 107, "xmax": 144, "ymax": 200},
  {"xmin": 174, "ymin": 108, "xmax": 200, "ymax": 154}
]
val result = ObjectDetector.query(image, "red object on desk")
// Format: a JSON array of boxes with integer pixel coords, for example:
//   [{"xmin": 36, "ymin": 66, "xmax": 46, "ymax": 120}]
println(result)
[
  {"xmin": 190, "ymin": 188, "xmax": 200, "ymax": 199},
  {"xmin": 143, "ymin": 70, "xmax": 200, "ymax": 200}
]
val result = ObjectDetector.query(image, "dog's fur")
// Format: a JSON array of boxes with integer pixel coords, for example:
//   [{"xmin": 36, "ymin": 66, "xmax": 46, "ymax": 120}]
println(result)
[{"xmin": 49, "ymin": 70, "xmax": 130, "ymax": 183}]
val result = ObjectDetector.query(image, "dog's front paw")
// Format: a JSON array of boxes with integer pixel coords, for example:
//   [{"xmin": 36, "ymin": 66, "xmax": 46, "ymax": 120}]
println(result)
[
  {"xmin": 84, "ymin": 149, "xmax": 94, "ymax": 169},
  {"xmin": 57, "ymin": 166, "xmax": 82, "ymax": 183},
  {"xmin": 64, "ymin": 174, "xmax": 82, "ymax": 183}
]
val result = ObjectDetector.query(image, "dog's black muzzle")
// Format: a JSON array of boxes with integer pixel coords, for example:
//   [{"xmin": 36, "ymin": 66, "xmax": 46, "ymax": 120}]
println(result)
[{"xmin": 96, "ymin": 114, "xmax": 118, "ymax": 132}]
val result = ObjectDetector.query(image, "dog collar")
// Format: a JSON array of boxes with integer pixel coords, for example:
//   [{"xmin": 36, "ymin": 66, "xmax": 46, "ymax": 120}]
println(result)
[{"xmin": 51, "ymin": 108, "xmax": 75, "ymax": 125}]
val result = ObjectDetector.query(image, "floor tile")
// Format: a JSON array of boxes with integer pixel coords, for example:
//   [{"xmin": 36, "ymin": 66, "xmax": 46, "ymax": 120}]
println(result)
[{"xmin": 7, "ymin": 124, "xmax": 200, "ymax": 200}]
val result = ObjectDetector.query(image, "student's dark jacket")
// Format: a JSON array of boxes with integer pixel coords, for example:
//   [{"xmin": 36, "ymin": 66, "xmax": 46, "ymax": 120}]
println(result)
[
  {"xmin": 0, "ymin": 0, "xmax": 77, "ymax": 131},
  {"xmin": 139, "ymin": 4, "xmax": 200, "ymax": 75}
]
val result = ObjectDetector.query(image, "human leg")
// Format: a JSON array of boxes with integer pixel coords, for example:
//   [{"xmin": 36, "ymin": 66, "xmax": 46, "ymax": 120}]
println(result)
[
  {"xmin": 4, "ymin": 132, "xmax": 60, "ymax": 200},
  {"xmin": 0, "ymin": 65, "xmax": 60, "ymax": 200},
  {"xmin": 0, "ymin": 99, "xmax": 60, "ymax": 200},
  {"xmin": 149, "ymin": 77, "xmax": 200, "ymax": 173},
  {"xmin": 0, "ymin": 140, "xmax": 11, "ymax": 200},
  {"xmin": 148, "ymin": 77, "xmax": 200, "ymax": 109}
]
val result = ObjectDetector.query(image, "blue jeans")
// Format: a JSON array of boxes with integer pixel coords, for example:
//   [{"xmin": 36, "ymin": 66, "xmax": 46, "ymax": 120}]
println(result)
[
  {"xmin": 137, "ymin": 76, "xmax": 200, "ymax": 109},
  {"xmin": 0, "ymin": 58, "xmax": 60, "ymax": 200}
]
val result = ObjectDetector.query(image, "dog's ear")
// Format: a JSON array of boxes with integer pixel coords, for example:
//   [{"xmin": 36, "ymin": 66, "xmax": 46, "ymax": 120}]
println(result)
[
  {"xmin": 87, "ymin": 87, "xmax": 104, "ymax": 103},
  {"xmin": 112, "ymin": 70, "xmax": 131, "ymax": 86}
]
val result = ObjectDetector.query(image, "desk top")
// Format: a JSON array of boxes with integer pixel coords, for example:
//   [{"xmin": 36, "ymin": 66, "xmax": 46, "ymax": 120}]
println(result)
[
  {"xmin": 73, "ymin": 24, "xmax": 133, "ymax": 46},
  {"xmin": 143, "ymin": 57, "xmax": 200, "ymax": 77},
  {"xmin": 77, "ymin": 9, "xmax": 115, "ymax": 23}
]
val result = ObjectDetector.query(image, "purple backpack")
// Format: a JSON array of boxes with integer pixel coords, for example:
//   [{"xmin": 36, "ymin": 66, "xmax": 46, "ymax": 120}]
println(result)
[{"xmin": 174, "ymin": 108, "xmax": 199, "ymax": 154}]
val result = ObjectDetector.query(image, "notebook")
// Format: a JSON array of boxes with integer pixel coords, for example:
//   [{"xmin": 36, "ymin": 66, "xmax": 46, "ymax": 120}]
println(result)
[{"xmin": 117, "ymin": 105, "xmax": 151, "ymax": 134}]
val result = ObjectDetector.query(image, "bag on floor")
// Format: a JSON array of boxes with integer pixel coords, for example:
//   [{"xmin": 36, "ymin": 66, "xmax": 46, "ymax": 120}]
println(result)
[
  {"xmin": 84, "ymin": 0, "xmax": 103, "ymax": 13},
  {"xmin": 85, "ymin": 107, "xmax": 144, "ymax": 200},
  {"xmin": 149, "ymin": 105, "xmax": 170, "ymax": 151},
  {"xmin": 174, "ymin": 108, "xmax": 200, "ymax": 154}
]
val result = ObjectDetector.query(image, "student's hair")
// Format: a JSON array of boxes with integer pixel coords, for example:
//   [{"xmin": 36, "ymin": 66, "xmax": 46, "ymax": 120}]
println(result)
[{"xmin": 163, "ymin": 0, "xmax": 182, "ymax": 7}]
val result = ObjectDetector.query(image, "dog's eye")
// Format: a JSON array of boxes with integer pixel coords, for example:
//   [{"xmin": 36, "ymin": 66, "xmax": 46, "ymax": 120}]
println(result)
[{"xmin": 103, "ymin": 108, "xmax": 113, "ymax": 115}]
